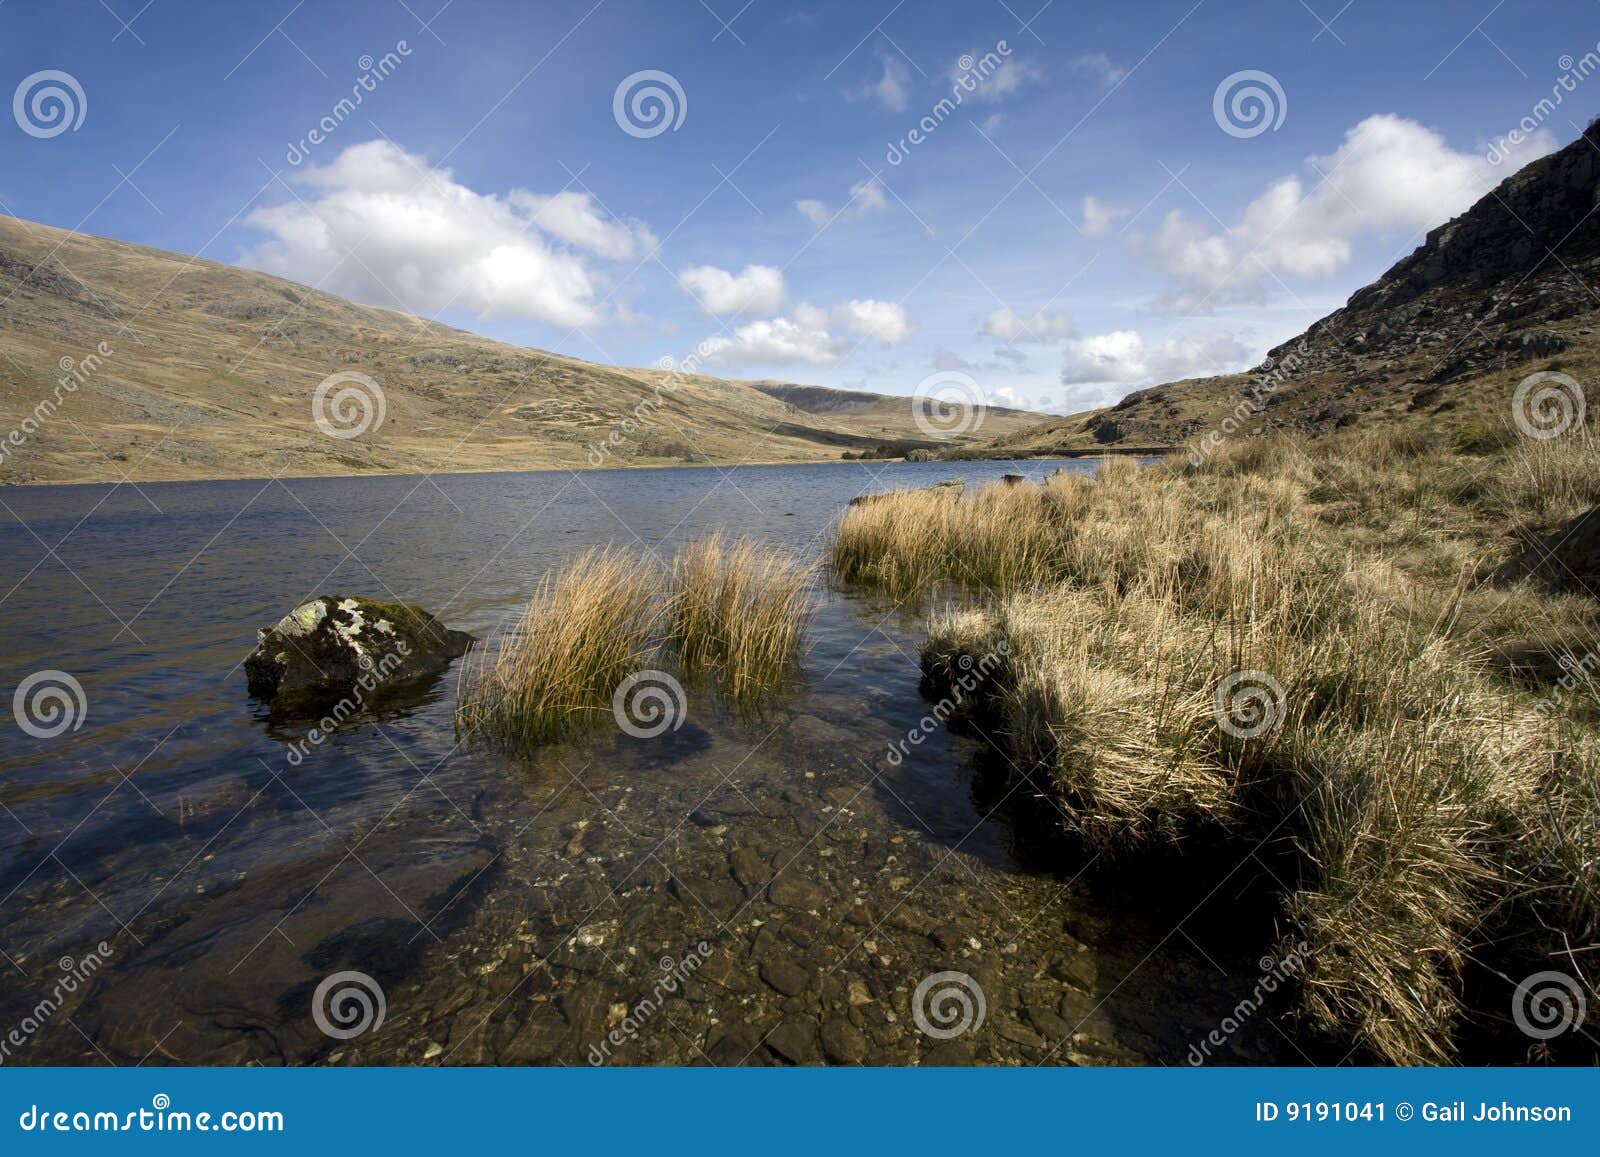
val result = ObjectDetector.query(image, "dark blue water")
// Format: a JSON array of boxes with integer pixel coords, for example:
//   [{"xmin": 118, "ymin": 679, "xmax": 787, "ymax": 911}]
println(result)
[{"xmin": 0, "ymin": 459, "xmax": 1291, "ymax": 1066}]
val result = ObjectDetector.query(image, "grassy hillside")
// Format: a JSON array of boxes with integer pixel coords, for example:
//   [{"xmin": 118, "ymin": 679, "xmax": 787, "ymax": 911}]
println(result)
[{"xmin": 0, "ymin": 216, "xmax": 1039, "ymax": 484}]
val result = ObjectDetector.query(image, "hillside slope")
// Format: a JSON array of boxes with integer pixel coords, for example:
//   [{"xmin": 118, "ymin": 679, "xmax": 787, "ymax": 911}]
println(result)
[
  {"xmin": 0, "ymin": 216, "xmax": 1039, "ymax": 484},
  {"xmin": 986, "ymin": 119, "xmax": 1600, "ymax": 457}
]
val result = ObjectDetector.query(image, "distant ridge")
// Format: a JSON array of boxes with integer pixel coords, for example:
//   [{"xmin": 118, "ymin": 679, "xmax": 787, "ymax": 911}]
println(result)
[{"xmin": 0, "ymin": 216, "xmax": 1041, "ymax": 484}]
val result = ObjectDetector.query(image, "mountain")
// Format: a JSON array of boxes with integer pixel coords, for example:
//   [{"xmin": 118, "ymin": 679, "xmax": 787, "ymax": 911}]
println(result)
[
  {"xmin": 0, "ymin": 216, "xmax": 1041, "ymax": 485},
  {"xmin": 983, "ymin": 118, "xmax": 1600, "ymax": 457}
]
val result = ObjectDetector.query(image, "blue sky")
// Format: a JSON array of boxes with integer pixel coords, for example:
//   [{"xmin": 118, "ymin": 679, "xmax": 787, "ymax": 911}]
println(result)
[{"xmin": 2, "ymin": 0, "xmax": 1594, "ymax": 412}]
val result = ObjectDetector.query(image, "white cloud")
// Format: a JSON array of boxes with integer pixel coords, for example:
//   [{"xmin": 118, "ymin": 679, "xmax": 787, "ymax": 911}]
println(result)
[
  {"xmin": 953, "ymin": 52, "xmax": 1042, "ymax": 103},
  {"xmin": 702, "ymin": 317, "xmax": 839, "ymax": 366},
  {"xmin": 1060, "ymin": 330, "xmax": 1252, "ymax": 386},
  {"xmin": 1070, "ymin": 52, "xmax": 1125, "ymax": 89},
  {"xmin": 834, "ymin": 298, "xmax": 910, "ymax": 342},
  {"xmin": 513, "ymin": 190, "xmax": 657, "ymax": 261},
  {"xmin": 855, "ymin": 54, "xmax": 911, "ymax": 111},
  {"xmin": 241, "ymin": 140, "xmax": 652, "ymax": 328},
  {"xmin": 1080, "ymin": 195, "xmax": 1127, "ymax": 238},
  {"xmin": 982, "ymin": 306, "xmax": 1074, "ymax": 343},
  {"xmin": 701, "ymin": 299, "xmax": 911, "ymax": 366},
  {"xmin": 793, "ymin": 176, "xmax": 888, "ymax": 227},
  {"xmin": 794, "ymin": 198, "xmax": 830, "ymax": 226},
  {"xmin": 677, "ymin": 263, "xmax": 786, "ymax": 316},
  {"xmin": 850, "ymin": 176, "xmax": 888, "ymax": 213},
  {"xmin": 1133, "ymin": 114, "xmax": 1559, "ymax": 312}
]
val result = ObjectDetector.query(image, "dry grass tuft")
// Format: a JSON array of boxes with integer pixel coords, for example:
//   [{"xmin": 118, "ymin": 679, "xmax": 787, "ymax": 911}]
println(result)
[
  {"xmin": 458, "ymin": 537, "xmax": 813, "ymax": 748},
  {"xmin": 668, "ymin": 533, "xmax": 814, "ymax": 704},
  {"xmin": 455, "ymin": 546, "xmax": 661, "ymax": 747},
  {"xmin": 859, "ymin": 430, "xmax": 1600, "ymax": 1064}
]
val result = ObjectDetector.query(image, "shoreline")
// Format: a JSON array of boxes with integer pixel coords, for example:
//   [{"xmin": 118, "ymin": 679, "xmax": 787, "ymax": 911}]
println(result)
[{"xmin": 0, "ymin": 450, "xmax": 1161, "ymax": 491}]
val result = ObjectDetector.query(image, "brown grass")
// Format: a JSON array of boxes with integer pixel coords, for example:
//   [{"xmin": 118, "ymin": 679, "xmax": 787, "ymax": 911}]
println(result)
[
  {"xmin": 455, "ymin": 546, "xmax": 661, "ymax": 747},
  {"xmin": 457, "ymin": 536, "xmax": 813, "ymax": 747},
  {"xmin": 668, "ymin": 533, "xmax": 814, "ymax": 705},
  {"xmin": 847, "ymin": 428, "xmax": 1600, "ymax": 1064}
]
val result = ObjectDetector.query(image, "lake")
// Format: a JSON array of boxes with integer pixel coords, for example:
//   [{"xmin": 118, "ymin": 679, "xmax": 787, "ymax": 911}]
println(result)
[{"xmin": 0, "ymin": 458, "xmax": 1294, "ymax": 1066}]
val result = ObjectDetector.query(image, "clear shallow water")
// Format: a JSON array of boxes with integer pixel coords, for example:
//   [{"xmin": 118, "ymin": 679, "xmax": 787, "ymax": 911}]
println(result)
[{"xmin": 0, "ymin": 459, "xmax": 1294, "ymax": 1066}]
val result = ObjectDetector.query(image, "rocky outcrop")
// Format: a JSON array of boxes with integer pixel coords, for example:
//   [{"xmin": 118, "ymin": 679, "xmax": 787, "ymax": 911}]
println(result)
[
  {"xmin": 1264, "ymin": 117, "xmax": 1600, "ymax": 379},
  {"xmin": 244, "ymin": 595, "xmax": 474, "ymax": 714}
]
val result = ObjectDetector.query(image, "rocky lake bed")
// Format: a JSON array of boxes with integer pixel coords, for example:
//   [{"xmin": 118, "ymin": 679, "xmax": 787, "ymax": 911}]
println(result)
[{"xmin": 0, "ymin": 460, "xmax": 1298, "ymax": 1066}]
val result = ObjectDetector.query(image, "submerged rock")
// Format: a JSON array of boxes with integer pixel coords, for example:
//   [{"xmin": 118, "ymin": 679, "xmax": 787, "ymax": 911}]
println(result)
[{"xmin": 244, "ymin": 595, "xmax": 474, "ymax": 714}]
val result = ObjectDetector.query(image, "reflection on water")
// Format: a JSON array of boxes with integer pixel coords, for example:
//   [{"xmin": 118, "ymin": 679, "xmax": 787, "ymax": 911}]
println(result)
[{"xmin": 0, "ymin": 459, "xmax": 1296, "ymax": 1065}]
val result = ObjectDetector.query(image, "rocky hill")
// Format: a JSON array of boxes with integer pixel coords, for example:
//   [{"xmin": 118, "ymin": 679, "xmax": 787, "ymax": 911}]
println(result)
[
  {"xmin": 986, "ymin": 118, "xmax": 1600, "ymax": 457},
  {"xmin": 0, "ymin": 216, "xmax": 1040, "ymax": 485}
]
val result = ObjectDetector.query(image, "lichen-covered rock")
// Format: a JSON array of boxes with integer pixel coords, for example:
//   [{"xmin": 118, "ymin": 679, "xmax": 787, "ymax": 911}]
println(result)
[{"xmin": 244, "ymin": 596, "xmax": 473, "ymax": 714}]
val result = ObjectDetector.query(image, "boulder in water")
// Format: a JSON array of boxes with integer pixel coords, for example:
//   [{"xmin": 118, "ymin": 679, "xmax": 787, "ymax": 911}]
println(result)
[{"xmin": 244, "ymin": 596, "xmax": 474, "ymax": 714}]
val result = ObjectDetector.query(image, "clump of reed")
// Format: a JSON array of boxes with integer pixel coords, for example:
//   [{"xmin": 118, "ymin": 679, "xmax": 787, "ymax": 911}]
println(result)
[
  {"xmin": 875, "ymin": 430, "xmax": 1600, "ymax": 1065},
  {"xmin": 455, "ymin": 546, "xmax": 660, "ymax": 747},
  {"xmin": 667, "ymin": 533, "xmax": 813, "ymax": 703},
  {"xmin": 456, "ymin": 536, "xmax": 814, "ymax": 749}
]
